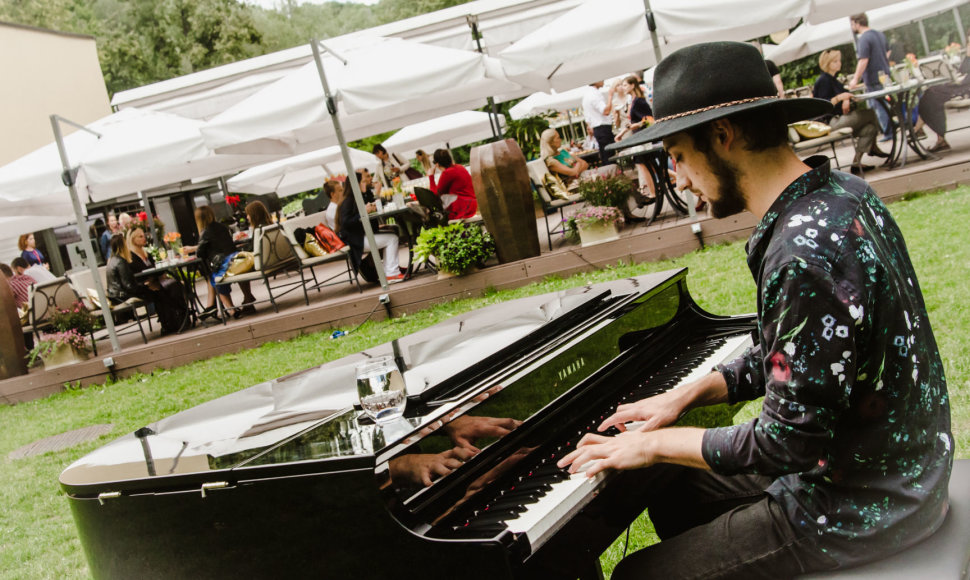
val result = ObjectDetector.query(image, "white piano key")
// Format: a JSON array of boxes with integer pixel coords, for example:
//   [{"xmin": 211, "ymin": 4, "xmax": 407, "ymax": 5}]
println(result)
[{"xmin": 505, "ymin": 468, "xmax": 608, "ymax": 549}]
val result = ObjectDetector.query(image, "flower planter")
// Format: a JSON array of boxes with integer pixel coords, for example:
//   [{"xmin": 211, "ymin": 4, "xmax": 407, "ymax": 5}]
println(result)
[
  {"xmin": 43, "ymin": 343, "xmax": 89, "ymax": 370},
  {"xmin": 578, "ymin": 221, "xmax": 620, "ymax": 247}
]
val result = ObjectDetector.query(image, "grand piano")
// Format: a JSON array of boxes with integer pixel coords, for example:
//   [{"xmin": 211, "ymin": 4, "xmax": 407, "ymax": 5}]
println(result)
[{"xmin": 60, "ymin": 268, "xmax": 757, "ymax": 579}]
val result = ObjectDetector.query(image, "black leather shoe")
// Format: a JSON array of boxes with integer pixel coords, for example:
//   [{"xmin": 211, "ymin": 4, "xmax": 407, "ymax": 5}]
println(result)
[
  {"xmin": 850, "ymin": 164, "xmax": 874, "ymax": 175},
  {"xmin": 868, "ymin": 147, "xmax": 890, "ymax": 158},
  {"xmin": 199, "ymin": 306, "xmax": 217, "ymax": 320}
]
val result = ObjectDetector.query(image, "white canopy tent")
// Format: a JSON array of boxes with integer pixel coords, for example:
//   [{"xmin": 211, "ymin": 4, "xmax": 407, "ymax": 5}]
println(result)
[
  {"xmin": 0, "ymin": 108, "xmax": 278, "ymax": 350},
  {"xmin": 508, "ymin": 87, "xmax": 587, "ymax": 120},
  {"xmin": 0, "ymin": 107, "xmax": 273, "ymax": 213},
  {"xmin": 380, "ymin": 111, "xmax": 504, "ymax": 160},
  {"xmin": 498, "ymin": 0, "xmax": 810, "ymax": 91},
  {"xmin": 201, "ymin": 36, "xmax": 521, "ymax": 156},
  {"xmin": 226, "ymin": 146, "xmax": 378, "ymax": 197},
  {"xmin": 765, "ymin": 0, "xmax": 967, "ymax": 65},
  {"xmin": 110, "ymin": 0, "xmax": 580, "ymax": 121}
]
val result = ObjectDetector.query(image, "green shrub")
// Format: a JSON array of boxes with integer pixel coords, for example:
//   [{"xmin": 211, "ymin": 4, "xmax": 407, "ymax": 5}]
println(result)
[{"xmin": 414, "ymin": 223, "xmax": 495, "ymax": 275}]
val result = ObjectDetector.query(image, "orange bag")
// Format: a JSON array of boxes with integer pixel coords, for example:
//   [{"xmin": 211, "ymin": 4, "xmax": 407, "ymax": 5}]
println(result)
[{"xmin": 313, "ymin": 223, "xmax": 346, "ymax": 253}]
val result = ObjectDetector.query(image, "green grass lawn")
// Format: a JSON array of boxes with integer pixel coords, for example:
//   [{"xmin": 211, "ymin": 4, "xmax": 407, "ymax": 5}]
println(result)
[{"xmin": 2, "ymin": 186, "xmax": 968, "ymax": 579}]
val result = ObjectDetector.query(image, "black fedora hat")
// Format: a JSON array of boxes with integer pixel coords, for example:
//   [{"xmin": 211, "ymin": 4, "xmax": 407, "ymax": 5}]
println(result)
[{"xmin": 620, "ymin": 41, "xmax": 831, "ymax": 148}]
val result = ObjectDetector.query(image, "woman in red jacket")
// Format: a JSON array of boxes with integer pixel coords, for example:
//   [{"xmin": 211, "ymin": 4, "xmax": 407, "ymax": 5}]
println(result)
[{"xmin": 429, "ymin": 149, "xmax": 477, "ymax": 220}]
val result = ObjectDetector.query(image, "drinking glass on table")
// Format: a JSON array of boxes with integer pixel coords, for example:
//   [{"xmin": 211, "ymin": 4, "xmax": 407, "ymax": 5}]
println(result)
[{"xmin": 356, "ymin": 356, "xmax": 406, "ymax": 423}]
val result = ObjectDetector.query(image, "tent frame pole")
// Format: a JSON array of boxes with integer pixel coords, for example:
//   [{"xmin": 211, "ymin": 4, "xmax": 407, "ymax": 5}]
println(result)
[
  {"xmin": 311, "ymin": 39, "xmax": 389, "ymax": 292},
  {"xmin": 467, "ymin": 15, "xmax": 504, "ymax": 139},
  {"xmin": 642, "ymin": 0, "xmax": 663, "ymax": 62},
  {"xmin": 50, "ymin": 114, "xmax": 121, "ymax": 352}
]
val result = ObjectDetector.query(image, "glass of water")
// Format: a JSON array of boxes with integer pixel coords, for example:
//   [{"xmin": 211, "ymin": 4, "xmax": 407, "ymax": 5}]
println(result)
[{"xmin": 355, "ymin": 356, "xmax": 406, "ymax": 423}]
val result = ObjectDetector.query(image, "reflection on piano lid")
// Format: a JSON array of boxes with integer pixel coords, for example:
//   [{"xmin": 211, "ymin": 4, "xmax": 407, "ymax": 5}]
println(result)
[{"xmin": 59, "ymin": 268, "xmax": 758, "ymax": 580}]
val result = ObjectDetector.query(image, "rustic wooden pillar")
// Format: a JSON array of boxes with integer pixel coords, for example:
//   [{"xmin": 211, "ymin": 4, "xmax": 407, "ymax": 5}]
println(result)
[
  {"xmin": 0, "ymin": 274, "xmax": 28, "ymax": 379},
  {"xmin": 470, "ymin": 139, "xmax": 541, "ymax": 263}
]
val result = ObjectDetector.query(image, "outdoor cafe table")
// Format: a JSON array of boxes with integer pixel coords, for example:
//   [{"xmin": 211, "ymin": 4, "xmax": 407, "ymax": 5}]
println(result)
[
  {"xmin": 607, "ymin": 141, "xmax": 690, "ymax": 225},
  {"xmin": 134, "ymin": 257, "xmax": 204, "ymax": 331},
  {"xmin": 858, "ymin": 77, "xmax": 949, "ymax": 169},
  {"xmin": 367, "ymin": 204, "xmax": 423, "ymax": 278}
]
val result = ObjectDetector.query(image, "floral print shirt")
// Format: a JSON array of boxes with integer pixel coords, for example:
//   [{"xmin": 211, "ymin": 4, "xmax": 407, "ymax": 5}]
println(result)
[{"xmin": 702, "ymin": 156, "xmax": 952, "ymax": 566}]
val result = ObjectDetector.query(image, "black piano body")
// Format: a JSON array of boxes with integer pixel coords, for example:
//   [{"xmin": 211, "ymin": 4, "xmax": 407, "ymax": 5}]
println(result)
[{"xmin": 60, "ymin": 268, "xmax": 757, "ymax": 579}]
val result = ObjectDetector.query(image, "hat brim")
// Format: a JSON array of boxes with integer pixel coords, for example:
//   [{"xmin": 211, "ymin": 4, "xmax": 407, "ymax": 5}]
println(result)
[{"xmin": 610, "ymin": 97, "xmax": 833, "ymax": 151}]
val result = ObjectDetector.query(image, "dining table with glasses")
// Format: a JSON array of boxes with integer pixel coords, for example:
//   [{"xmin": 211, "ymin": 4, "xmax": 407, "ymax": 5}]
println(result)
[
  {"xmin": 134, "ymin": 256, "xmax": 206, "ymax": 330},
  {"xmin": 607, "ymin": 141, "xmax": 690, "ymax": 225},
  {"xmin": 857, "ymin": 76, "xmax": 949, "ymax": 169}
]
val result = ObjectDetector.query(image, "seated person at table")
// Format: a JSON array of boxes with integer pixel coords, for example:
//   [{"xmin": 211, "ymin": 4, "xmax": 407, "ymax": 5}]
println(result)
[
  {"xmin": 126, "ymin": 226, "xmax": 187, "ymax": 333},
  {"xmin": 428, "ymin": 149, "xmax": 478, "ymax": 220},
  {"xmin": 539, "ymin": 128, "xmax": 588, "ymax": 189},
  {"xmin": 11, "ymin": 256, "xmax": 55, "ymax": 284},
  {"xmin": 913, "ymin": 73, "xmax": 970, "ymax": 153},
  {"xmin": 355, "ymin": 169, "xmax": 382, "ymax": 204},
  {"xmin": 105, "ymin": 234, "xmax": 177, "ymax": 335},
  {"xmin": 181, "ymin": 205, "xmax": 245, "ymax": 319},
  {"xmin": 812, "ymin": 49, "xmax": 888, "ymax": 175},
  {"xmin": 331, "ymin": 179, "xmax": 405, "ymax": 283},
  {"xmin": 2, "ymin": 261, "xmax": 33, "ymax": 309}
]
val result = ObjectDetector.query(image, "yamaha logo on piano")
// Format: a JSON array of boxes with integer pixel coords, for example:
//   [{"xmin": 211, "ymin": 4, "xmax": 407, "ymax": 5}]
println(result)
[{"xmin": 557, "ymin": 357, "xmax": 586, "ymax": 382}]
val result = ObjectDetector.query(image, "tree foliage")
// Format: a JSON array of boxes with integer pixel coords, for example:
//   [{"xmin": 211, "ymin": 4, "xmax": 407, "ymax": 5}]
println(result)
[{"xmin": 0, "ymin": 0, "xmax": 474, "ymax": 96}]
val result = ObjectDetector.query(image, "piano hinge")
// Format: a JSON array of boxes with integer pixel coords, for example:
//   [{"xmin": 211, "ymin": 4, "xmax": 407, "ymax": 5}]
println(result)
[
  {"xmin": 97, "ymin": 491, "xmax": 121, "ymax": 505},
  {"xmin": 200, "ymin": 481, "xmax": 228, "ymax": 498}
]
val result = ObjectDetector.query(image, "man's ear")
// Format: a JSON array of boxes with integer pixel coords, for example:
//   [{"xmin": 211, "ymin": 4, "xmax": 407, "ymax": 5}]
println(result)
[{"xmin": 710, "ymin": 119, "xmax": 737, "ymax": 152}]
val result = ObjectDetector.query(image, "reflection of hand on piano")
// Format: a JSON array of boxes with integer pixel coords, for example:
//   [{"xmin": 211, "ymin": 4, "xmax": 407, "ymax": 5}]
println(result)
[
  {"xmin": 389, "ymin": 446, "xmax": 477, "ymax": 488},
  {"xmin": 443, "ymin": 415, "xmax": 522, "ymax": 453}
]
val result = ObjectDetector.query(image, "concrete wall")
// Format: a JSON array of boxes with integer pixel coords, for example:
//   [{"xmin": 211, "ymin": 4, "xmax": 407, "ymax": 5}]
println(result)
[{"xmin": 0, "ymin": 22, "xmax": 111, "ymax": 166}]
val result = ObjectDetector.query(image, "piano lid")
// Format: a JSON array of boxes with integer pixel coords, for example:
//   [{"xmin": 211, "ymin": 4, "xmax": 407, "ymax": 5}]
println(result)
[{"xmin": 59, "ymin": 270, "xmax": 685, "ymax": 488}]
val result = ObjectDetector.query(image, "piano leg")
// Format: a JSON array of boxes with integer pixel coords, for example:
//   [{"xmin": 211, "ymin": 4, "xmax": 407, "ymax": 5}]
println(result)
[{"xmin": 579, "ymin": 560, "xmax": 605, "ymax": 580}]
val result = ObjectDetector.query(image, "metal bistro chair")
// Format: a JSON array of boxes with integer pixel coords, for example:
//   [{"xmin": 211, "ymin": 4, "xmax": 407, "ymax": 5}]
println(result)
[
  {"xmin": 66, "ymin": 267, "xmax": 150, "ymax": 353},
  {"xmin": 413, "ymin": 187, "xmax": 449, "ymax": 228},
  {"xmin": 526, "ymin": 159, "xmax": 583, "ymax": 251},
  {"xmin": 213, "ymin": 224, "xmax": 302, "ymax": 319}
]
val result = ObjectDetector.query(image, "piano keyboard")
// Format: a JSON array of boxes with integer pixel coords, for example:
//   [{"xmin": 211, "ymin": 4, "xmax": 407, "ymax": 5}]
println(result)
[{"xmin": 453, "ymin": 331, "xmax": 753, "ymax": 551}]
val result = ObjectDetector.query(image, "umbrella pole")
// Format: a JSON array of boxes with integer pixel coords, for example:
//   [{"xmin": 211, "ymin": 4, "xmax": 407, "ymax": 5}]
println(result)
[
  {"xmin": 642, "ymin": 0, "xmax": 663, "ymax": 62},
  {"xmin": 467, "ymin": 15, "xmax": 504, "ymax": 139},
  {"xmin": 50, "ymin": 115, "xmax": 121, "ymax": 352},
  {"xmin": 311, "ymin": 40, "xmax": 389, "ymax": 292}
]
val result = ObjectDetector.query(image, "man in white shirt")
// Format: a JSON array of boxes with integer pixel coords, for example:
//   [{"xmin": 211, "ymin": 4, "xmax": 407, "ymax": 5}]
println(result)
[{"xmin": 582, "ymin": 81, "xmax": 616, "ymax": 164}]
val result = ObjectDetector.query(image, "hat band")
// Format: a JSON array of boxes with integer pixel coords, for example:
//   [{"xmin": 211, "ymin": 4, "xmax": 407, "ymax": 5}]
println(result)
[{"xmin": 654, "ymin": 96, "xmax": 775, "ymax": 123}]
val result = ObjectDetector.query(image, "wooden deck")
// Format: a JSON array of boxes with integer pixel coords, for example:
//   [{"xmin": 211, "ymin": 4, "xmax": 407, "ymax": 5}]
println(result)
[{"xmin": 5, "ymin": 111, "xmax": 970, "ymax": 404}]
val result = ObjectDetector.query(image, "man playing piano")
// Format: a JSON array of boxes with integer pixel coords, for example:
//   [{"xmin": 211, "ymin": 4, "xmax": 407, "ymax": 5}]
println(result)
[{"xmin": 560, "ymin": 42, "xmax": 952, "ymax": 578}]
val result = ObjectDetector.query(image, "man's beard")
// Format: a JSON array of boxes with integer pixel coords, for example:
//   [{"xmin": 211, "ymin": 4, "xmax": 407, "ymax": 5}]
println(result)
[{"xmin": 705, "ymin": 150, "xmax": 747, "ymax": 219}]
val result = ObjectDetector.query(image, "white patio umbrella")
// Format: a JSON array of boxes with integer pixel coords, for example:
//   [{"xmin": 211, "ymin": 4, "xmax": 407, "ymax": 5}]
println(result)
[
  {"xmin": 765, "ymin": 0, "xmax": 967, "ymax": 65},
  {"xmin": 508, "ymin": 86, "xmax": 587, "ymax": 119},
  {"xmin": 498, "ymin": 0, "xmax": 808, "ymax": 91},
  {"xmin": 805, "ymin": 0, "xmax": 904, "ymax": 25},
  {"xmin": 0, "ymin": 107, "xmax": 273, "ymax": 213},
  {"xmin": 201, "ymin": 36, "xmax": 520, "ymax": 156},
  {"xmin": 226, "ymin": 146, "xmax": 378, "ymax": 196},
  {"xmin": 0, "ymin": 107, "xmax": 276, "ymax": 351},
  {"xmin": 380, "ymin": 111, "xmax": 503, "ymax": 160}
]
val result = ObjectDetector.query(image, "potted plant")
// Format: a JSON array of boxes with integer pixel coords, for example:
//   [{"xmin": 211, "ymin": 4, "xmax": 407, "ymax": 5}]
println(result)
[
  {"xmin": 27, "ymin": 301, "xmax": 101, "ymax": 369},
  {"xmin": 568, "ymin": 206, "xmax": 625, "ymax": 247},
  {"xmin": 575, "ymin": 173, "xmax": 635, "ymax": 208},
  {"xmin": 413, "ymin": 223, "xmax": 495, "ymax": 278}
]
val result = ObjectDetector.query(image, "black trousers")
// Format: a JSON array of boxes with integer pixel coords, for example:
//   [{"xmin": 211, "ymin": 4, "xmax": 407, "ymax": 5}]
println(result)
[
  {"xmin": 593, "ymin": 124, "xmax": 615, "ymax": 165},
  {"xmin": 611, "ymin": 468, "xmax": 838, "ymax": 580}
]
